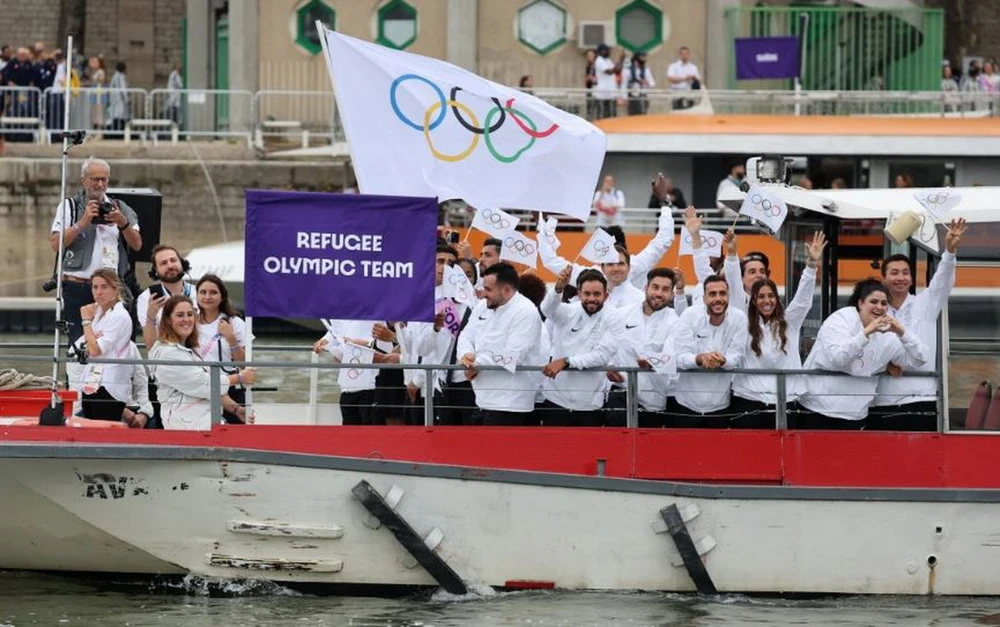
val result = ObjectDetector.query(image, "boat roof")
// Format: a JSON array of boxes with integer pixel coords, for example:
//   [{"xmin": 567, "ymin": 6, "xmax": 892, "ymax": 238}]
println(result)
[{"xmin": 594, "ymin": 115, "xmax": 1000, "ymax": 156}]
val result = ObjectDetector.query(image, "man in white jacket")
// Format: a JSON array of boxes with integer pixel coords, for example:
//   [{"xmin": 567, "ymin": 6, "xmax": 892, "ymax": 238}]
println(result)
[
  {"xmin": 539, "ymin": 267, "xmax": 623, "ymax": 426},
  {"xmin": 869, "ymin": 218, "xmax": 968, "ymax": 431},
  {"xmin": 457, "ymin": 263, "xmax": 543, "ymax": 425},
  {"xmin": 669, "ymin": 275, "xmax": 747, "ymax": 427}
]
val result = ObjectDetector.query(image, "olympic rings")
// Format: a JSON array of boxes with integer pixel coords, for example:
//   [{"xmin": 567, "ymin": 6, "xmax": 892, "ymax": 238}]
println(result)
[
  {"xmin": 749, "ymin": 193, "xmax": 782, "ymax": 217},
  {"xmin": 504, "ymin": 237, "xmax": 536, "ymax": 255},
  {"xmin": 450, "ymin": 87, "xmax": 505, "ymax": 134},
  {"xmin": 482, "ymin": 208, "xmax": 512, "ymax": 230},
  {"xmin": 424, "ymin": 100, "xmax": 479, "ymax": 163},
  {"xmin": 921, "ymin": 192, "xmax": 950, "ymax": 205},
  {"xmin": 594, "ymin": 241, "xmax": 612, "ymax": 255},
  {"xmin": 391, "ymin": 74, "xmax": 446, "ymax": 131},
  {"xmin": 683, "ymin": 234, "xmax": 718, "ymax": 247},
  {"xmin": 648, "ymin": 355, "xmax": 670, "ymax": 367},
  {"xmin": 491, "ymin": 353, "xmax": 514, "ymax": 366},
  {"xmin": 389, "ymin": 73, "xmax": 559, "ymax": 164}
]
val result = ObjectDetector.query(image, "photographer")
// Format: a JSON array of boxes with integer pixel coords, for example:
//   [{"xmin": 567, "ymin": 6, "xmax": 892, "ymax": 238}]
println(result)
[{"xmin": 49, "ymin": 157, "xmax": 141, "ymax": 342}]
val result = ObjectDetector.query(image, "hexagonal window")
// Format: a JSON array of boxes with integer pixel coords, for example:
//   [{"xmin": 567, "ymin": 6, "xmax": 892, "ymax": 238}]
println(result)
[
  {"xmin": 295, "ymin": 0, "xmax": 336, "ymax": 56},
  {"xmin": 615, "ymin": 0, "xmax": 663, "ymax": 53},
  {"xmin": 517, "ymin": 0, "xmax": 567, "ymax": 56},
  {"xmin": 377, "ymin": 0, "xmax": 418, "ymax": 50}
]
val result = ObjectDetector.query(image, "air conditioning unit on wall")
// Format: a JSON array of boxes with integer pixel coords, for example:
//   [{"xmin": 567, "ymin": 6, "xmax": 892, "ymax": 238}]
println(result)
[{"xmin": 578, "ymin": 21, "xmax": 614, "ymax": 50}]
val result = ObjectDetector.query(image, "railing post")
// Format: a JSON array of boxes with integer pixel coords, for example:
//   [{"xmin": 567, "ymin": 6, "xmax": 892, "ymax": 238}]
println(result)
[
  {"xmin": 210, "ymin": 363, "xmax": 223, "ymax": 426},
  {"xmin": 775, "ymin": 372, "xmax": 788, "ymax": 430},
  {"xmin": 625, "ymin": 370, "xmax": 639, "ymax": 429},
  {"xmin": 423, "ymin": 368, "xmax": 435, "ymax": 427},
  {"xmin": 308, "ymin": 351, "xmax": 320, "ymax": 425}
]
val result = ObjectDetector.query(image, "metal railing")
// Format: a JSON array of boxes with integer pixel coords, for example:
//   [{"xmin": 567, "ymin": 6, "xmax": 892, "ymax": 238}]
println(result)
[
  {"xmin": 0, "ymin": 348, "xmax": 948, "ymax": 433},
  {"xmin": 2, "ymin": 85, "xmax": 994, "ymax": 147}
]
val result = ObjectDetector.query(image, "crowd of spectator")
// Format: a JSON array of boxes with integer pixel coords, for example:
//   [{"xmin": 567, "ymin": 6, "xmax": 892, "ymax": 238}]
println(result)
[{"xmin": 583, "ymin": 44, "xmax": 702, "ymax": 120}]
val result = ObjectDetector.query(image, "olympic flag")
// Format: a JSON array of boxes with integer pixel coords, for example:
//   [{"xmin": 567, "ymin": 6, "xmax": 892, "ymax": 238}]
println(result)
[
  {"xmin": 678, "ymin": 227, "xmax": 724, "ymax": 257},
  {"xmin": 499, "ymin": 230, "xmax": 538, "ymax": 269},
  {"xmin": 320, "ymin": 28, "xmax": 606, "ymax": 222},
  {"xmin": 578, "ymin": 228, "xmax": 618, "ymax": 264},
  {"xmin": 914, "ymin": 188, "xmax": 961, "ymax": 222},
  {"xmin": 738, "ymin": 185, "xmax": 788, "ymax": 234},
  {"xmin": 471, "ymin": 206, "xmax": 520, "ymax": 238}
]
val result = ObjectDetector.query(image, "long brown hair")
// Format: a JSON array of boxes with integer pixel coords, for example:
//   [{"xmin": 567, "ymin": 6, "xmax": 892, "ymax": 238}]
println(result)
[
  {"xmin": 196, "ymin": 273, "xmax": 237, "ymax": 320},
  {"xmin": 747, "ymin": 278, "xmax": 788, "ymax": 357},
  {"xmin": 90, "ymin": 267, "xmax": 123, "ymax": 306},
  {"xmin": 157, "ymin": 295, "xmax": 199, "ymax": 349}
]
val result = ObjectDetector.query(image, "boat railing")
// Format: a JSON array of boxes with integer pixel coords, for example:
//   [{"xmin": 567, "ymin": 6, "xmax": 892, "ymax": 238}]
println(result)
[{"xmin": 0, "ymin": 347, "xmax": 947, "ymax": 432}]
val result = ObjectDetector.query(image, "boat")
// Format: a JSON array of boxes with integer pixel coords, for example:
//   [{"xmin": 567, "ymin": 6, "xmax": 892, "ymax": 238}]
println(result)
[{"xmin": 1, "ymin": 178, "xmax": 999, "ymax": 595}]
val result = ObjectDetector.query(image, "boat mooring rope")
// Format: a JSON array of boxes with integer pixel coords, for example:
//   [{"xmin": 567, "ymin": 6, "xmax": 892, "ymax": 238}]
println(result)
[{"xmin": 0, "ymin": 368, "xmax": 56, "ymax": 391}]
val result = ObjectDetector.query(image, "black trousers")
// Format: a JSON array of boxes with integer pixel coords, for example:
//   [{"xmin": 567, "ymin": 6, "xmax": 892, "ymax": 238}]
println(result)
[
  {"xmin": 81, "ymin": 386, "xmax": 126, "ymax": 422},
  {"xmin": 538, "ymin": 399, "xmax": 600, "ymax": 427},
  {"xmin": 866, "ymin": 401, "xmax": 938, "ymax": 432},
  {"xmin": 603, "ymin": 388, "xmax": 666, "ymax": 427},
  {"xmin": 340, "ymin": 389, "xmax": 376, "ymax": 426},
  {"xmin": 436, "ymin": 380, "xmax": 477, "ymax": 425},
  {"xmin": 664, "ymin": 397, "xmax": 743, "ymax": 428},
  {"xmin": 223, "ymin": 385, "xmax": 246, "ymax": 424},
  {"xmin": 794, "ymin": 408, "xmax": 867, "ymax": 430},
  {"xmin": 728, "ymin": 396, "xmax": 777, "ymax": 429},
  {"xmin": 477, "ymin": 409, "xmax": 531, "ymax": 426},
  {"xmin": 63, "ymin": 279, "xmax": 94, "ymax": 344}
]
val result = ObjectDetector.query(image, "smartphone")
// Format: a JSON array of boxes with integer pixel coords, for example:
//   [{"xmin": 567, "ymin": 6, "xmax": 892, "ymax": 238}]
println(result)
[{"xmin": 447, "ymin": 231, "xmax": 460, "ymax": 244}]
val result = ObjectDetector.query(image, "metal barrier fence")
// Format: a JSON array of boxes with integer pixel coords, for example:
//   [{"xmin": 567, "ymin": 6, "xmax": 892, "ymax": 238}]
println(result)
[
  {"xmin": 0, "ymin": 86, "xmax": 995, "ymax": 147},
  {"xmin": 0, "ymin": 347, "xmax": 947, "ymax": 433}
]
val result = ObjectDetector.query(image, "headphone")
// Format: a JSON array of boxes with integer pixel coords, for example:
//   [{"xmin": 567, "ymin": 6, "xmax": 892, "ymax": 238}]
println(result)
[{"xmin": 148, "ymin": 253, "xmax": 192, "ymax": 281}]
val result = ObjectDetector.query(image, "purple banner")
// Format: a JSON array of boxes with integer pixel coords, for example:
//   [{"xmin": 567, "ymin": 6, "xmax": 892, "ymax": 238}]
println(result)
[
  {"xmin": 734, "ymin": 37, "xmax": 800, "ymax": 80},
  {"xmin": 244, "ymin": 190, "xmax": 437, "ymax": 322}
]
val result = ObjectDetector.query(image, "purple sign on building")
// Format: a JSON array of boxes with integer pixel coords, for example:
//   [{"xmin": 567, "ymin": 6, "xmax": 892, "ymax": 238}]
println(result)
[
  {"xmin": 734, "ymin": 37, "xmax": 801, "ymax": 80},
  {"xmin": 244, "ymin": 189, "xmax": 437, "ymax": 322}
]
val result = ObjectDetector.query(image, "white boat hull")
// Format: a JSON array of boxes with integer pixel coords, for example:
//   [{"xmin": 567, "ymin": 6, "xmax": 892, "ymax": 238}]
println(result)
[{"xmin": 0, "ymin": 444, "xmax": 996, "ymax": 595}]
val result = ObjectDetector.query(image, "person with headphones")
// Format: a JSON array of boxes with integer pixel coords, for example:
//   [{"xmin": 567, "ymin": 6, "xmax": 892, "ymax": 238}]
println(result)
[{"xmin": 137, "ymin": 244, "xmax": 195, "ymax": 351}]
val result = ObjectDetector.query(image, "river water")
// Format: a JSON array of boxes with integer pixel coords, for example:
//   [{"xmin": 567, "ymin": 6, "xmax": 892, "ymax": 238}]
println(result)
[{"xmin": 4, "ymin": 571, "xmax": 1000, "ymax": 626}]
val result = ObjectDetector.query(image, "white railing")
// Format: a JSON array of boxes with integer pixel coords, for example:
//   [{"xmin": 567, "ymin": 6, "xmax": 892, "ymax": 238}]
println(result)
[
  {"xmin": 443, "ymin": 206, "xmax": 754, "ymax": 235},
  {"xmin": 2, "ymin": 86, "xmax": 995, "ymax": 147}
]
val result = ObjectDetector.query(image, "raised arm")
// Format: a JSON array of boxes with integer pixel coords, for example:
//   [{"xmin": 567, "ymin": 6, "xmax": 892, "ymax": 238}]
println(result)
[
  {"xmin": 628, "ymin": 207, "xmax": 675, "ymax": 284},
  {"xmin": 537, "ymin": 219, "xmax": 587, "ymax": 278},
  {"xmin": 785, "ymin": 232, "xmax": 826, "ymax": 330},
  {"xmin": 723, "ymin": 230, "xmax": 745, "ymax": 311},
  {"xmin": 918, "ymin": 218, "xmax": 966, "ymax": 316}
]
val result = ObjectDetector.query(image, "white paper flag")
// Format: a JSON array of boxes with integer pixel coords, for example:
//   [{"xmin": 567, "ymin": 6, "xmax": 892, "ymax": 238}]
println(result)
[
  {"xmin": 646, "ymin": 351, "xmax": 677, "ymax": 375},
  {"xmin": 914, "ymin": 188, "xmax": 961, "ymax": 221},
  {"xmin": 849, "ymin": 346, "xmax": 880, "ymax": 378},
  {"xmin": 484, "ymin": 349, "xmax": 517, "ymax": 373},
  {"xmin": 336, "ymin": 341, "xmax": 378, "ymax": 391},
  {"xmin": 678, "ymin": 227, "xmax": 724, "ymax": 257},
  {"xmin": 499, "ymin": 230, "xmax": 538, "ymax": 268},
  {"xmin": 739, "ymin": 185, "xmax": 789, "ymax": 234},
  {"xmin": 471, "ymin": 206, "xmax": 520, "ymax": 238},
  {"xmin": 320, "ymin": 29, "xmax": 606, "ymax": 220},
  {"xmin": 578, "ymin": 228, "xmax": 618, "ymax": 264},
  {"xmin": 538, "ymin": 212, "xmax": 562, "ymax": 251},
  {"xmin": 442, "ymin": 263, "xmax": 477, "ymax": 308}
]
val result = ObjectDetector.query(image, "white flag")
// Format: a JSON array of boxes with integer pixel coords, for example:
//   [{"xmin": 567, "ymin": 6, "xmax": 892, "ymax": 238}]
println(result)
[
  {"xmin": 538, "ymin": 212, "xmax": 562, "ymax": 251},
  {"xmin": 914, "ymin": 188, "xmax": 961, "ymax": 221},
  {"xmin": 484, "ymin": 349, "xmax": 517, "ymax": 374},
  {"xmin": 739, "ymin": 185, "xmax": 789, "ymax": 234},
  {"xmin": 335, "ymin": 341, "xmax": 378, "ymax": 391},
  {"xmin": 442, "ymin": 263, "xmax": 477, "ymax": 308},
  {"xmin": 471, "ymin": 206, "xmax": 520, "ymax": 238},
  {"xmin": 578, "ymin": 228, "xmax": 618, "ymax": 264},
  {"xmin": 646, "ymin": 351, "xmax": 677, "ymax": 375},
  {"xmin": 320, "ymin": 29, "xmax": 606, "ymax": 221},
  {"xmin": 678, "ymin": 227, "xmax": 723, "ymax": 257},
  {"xmin": 499, "ymin": 230, "xmax": 538, "ymax": 269}
]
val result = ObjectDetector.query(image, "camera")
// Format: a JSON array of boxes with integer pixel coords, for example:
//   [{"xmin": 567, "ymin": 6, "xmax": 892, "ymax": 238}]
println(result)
[
  {"xmin": 92, "ymin": 201, "xmax": 116, "ymax": 224},
  {"xmin": 42, "ymin": 276, "xmax": 57, "ymax": 292}
]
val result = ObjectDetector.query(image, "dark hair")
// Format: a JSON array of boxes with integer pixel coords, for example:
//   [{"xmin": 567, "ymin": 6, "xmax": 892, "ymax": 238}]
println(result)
[
  {"xmin": 115, "ymin": 60, "xmax": 126, "ymax": 72},
  {"xmin": 158, "ymin": 295, "xmax": 199, "ymax": 349},
  {"xmin": 703, "ymin": 274, "xmax": 728, "ymax": 292},
  {"xmin": 601, "ymin": 244, "xmax": 630, "ymax": 267},
  {"xmin": 457, "ymin": 258, "xmax": 478, "ymax": 284},
  {"xmin": 880, "ymin": 253, "xmax": 913, "ymax": 278},
  {"xmin": 646, "ymin": 267, "xmax": 676, "ymax": 286},
  {"xmin": 196, "ymin": 274, "xmax": 237, "ymax": 318},
  {"xmin": 740, "ymin": 251, "xmax": 770, "ymax": 275},
  {"xmin": 576, "ymin": 268, "xmax": 608, "ymax": 290},
  {"xmin": 152, "ymin": 244, "xmax": 182, "ymax": 264},
  {"xmin": 848, "ymin": 278, "xmax": 889, "ymax": 310},
  {"xmin": 436, "ymin": 244, "xmax": 459, "ymax": 260},
  {"xmin": 483, "ymin": 262, "xmax": 519, "ymax": 290},
  {"xmin": 519, "ymin": 75, "xmax": 531, "ymax": 88},
  {"xmin": 747, "ymin": 278, "xmax": 788, "ymax": 357},
  {"xmin": 483, "ymin": 237, "xmax": 502, "ymax": 252},
  {"xmin": 518, "ymin": 273, "xmax": 547, "ymax": 308},
  {"xmin": 605, "ymin": 227, "xmax": 627, "ymax": 250}
]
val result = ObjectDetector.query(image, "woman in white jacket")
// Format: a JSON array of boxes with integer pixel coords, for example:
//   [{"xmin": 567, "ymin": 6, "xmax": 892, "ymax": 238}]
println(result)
[
  {"xmin": 77, "ymin": 268, "xmax": 134, "ymax": 421},
  {"xmin": 730, "ymin": 231, "xmax": 826, "ymax": 428},
  {"xmin": 149, "ymin": 296, "xmax": 256, "ymax": 430},
  {"xmin": 797, "ymin": 279, "xmax": 928, "ymax": 429}
]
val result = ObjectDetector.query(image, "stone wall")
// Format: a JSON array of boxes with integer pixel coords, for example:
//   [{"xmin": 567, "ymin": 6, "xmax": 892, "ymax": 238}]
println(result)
[
  {"xmin": 0, "ymin": 0, "xmax": 63, "ymax": 50},
  {"xmin": 0, "ymin": 156, "xmax": 350, "ymax": 297}
]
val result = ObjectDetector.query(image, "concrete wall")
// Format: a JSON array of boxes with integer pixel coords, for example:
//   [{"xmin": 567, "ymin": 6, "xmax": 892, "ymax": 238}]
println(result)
[{"xmin": 0, "ymin": 0, "xmax": 62, "ymax": 50}]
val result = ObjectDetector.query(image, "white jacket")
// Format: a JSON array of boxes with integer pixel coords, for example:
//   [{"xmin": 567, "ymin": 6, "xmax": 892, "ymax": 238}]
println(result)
[
  {"xmin": 874, "ymin": 251, "xmax": 955, "ymax": 406},
  {"xmin": 798, "ymin": 307, "xmax": 928, "ymax": 421},
  {"xmin": 541, "ymin": 291, "xmax": 624, "ymax": 411},
  {"xmin": 617, "ymin": 301, "xmax": 679, "ymax": 411},
  {"xmin": 673, "ymin": 305, "xmax": 748, "ymax": 413},
  {"xmin": 149, "ymin": 341, "xmax": 229, "ymax": 431},
  {"xmin": 733, "ymin": 265, "xmax": 816, "ymax": 405}
]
